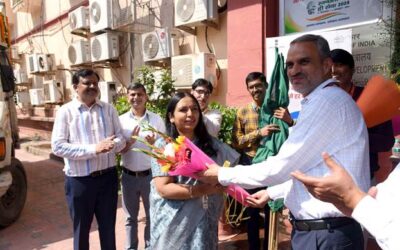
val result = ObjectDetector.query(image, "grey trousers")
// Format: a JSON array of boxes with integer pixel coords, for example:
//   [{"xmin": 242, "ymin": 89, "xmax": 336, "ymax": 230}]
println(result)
[{"xmin": 121, "ymin": 171, "xmax": 151, "ymax": 250}]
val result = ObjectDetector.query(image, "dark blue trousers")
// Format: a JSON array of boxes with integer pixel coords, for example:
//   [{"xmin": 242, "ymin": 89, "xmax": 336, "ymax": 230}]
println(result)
[
  {"xmin": 65, "ymin": 169, "xmax": 118, "ymax": 250},
  {"xmin": 291, "ymin": 220, "xmax": 364, "ymax": 250}
]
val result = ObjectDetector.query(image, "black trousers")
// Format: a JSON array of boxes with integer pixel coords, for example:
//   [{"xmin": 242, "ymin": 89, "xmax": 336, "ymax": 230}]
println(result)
[
  {"xmin": 240, "ymin": 154, "xmax": 270, "ymax": 250},
  {"xmin": 246, "ymin": 188, "xmax": 270, "ymax": 250},
  {"xmin": 65, "ymin": 169, "xmax": 118, "ymax": 250},
  {"xmin": 290, "ymin": 220, "xmax": 364, "ymax": 250}
]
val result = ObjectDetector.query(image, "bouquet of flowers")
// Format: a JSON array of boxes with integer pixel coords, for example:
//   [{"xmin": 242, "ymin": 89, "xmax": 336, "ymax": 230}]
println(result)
[{"xmin": 132, "ymin": 125, "xmax": 250, "ymax": 206}]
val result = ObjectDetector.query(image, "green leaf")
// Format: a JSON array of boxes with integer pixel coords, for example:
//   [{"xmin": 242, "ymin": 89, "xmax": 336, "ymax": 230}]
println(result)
[{"xmin": 209, "ymin": 102, "xmax": 237, "ymax": 145}]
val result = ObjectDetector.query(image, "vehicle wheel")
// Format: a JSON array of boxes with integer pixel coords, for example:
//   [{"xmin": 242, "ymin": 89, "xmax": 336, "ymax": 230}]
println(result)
[{"xmin": 0, "ymin": 158, "xmax": 27, "ymax": 227}]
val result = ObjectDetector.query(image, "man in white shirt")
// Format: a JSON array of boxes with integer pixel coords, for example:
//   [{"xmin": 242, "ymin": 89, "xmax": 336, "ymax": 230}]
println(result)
[
  {"xmin": 291, "ymin": 153, "xmax": 400, "ymax": 250},
  {"xmin": 119, "ymin": 83, "xmax": 165, "ymax": 250},
  {"xmin": 52, "ymin": 69, "xmax": 126, "ymax": 250},
  {"xmin": 200, "ymin": 34, "xmax": 370, "ymax": 249},
  {"xmin": 191, "ymin": 78, "xmax": 222, "ymax": 137}
]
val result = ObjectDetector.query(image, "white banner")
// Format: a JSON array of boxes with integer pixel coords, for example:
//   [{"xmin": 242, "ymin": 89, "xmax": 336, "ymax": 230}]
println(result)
[
  {"xmin": 284, "ymin": 0, "xmax": 382, "ymax": 34},
  {"xmin": 266, "ymin": 29, "xmax": 352, "ymax": 119}
]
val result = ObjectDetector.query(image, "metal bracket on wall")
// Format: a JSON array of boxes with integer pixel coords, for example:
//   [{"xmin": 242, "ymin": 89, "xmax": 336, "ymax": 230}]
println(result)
[{"xmin": 175, "ymin": 26, "xmax": 197, "ymax": 36}]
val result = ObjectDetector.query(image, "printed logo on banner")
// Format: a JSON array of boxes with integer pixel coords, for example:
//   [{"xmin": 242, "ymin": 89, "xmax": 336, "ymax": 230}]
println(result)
[{"xmin": 284, "ymin": 0, "xmax": 382, "ymax": 34}]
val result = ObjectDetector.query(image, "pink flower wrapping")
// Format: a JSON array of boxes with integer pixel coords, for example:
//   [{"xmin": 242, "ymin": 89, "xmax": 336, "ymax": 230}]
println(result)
[
  {"xmin": 167, "ymin": 137, "xmax": 250, "ymax": 206},
  {"xmin": 132, "ymin": 129, "xmax": 250, "ymax": 206}
]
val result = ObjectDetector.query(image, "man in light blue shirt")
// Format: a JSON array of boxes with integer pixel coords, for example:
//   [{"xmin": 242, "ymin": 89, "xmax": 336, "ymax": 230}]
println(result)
[{"xmin": 200, "ymin": 35, "xmax": 370, "ymax": 250}]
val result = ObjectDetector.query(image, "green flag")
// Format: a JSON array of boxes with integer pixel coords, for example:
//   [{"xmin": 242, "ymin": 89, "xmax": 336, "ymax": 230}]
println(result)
[
  {"xmin": 253, "ymin": 48, "xmax": 289, "ymax": 212},
  {"xmin": 253, "ymin": 48, "xmax": 289, "ymax": 163}
]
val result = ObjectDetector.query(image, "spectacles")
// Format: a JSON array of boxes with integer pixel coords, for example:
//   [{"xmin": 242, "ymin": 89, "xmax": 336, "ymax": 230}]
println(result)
[{"xmin": 194, "ymin": 89, "xmax": 211, "ymax": 97}]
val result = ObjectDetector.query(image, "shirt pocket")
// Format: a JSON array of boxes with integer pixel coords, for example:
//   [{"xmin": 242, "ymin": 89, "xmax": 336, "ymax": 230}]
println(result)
[{"xmin": 68, "ymin": 114, "xmax": 84, "ymax": 143}]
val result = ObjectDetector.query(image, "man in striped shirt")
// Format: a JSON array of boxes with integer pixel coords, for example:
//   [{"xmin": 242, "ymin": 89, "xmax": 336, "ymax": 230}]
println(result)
[
  {"xmin": 51, "ymin": 69, "xmax": 125, "ymax": 250},
  {"xmin": 232, "ymin": 72, "xmax": 292, "ymax": 250}
]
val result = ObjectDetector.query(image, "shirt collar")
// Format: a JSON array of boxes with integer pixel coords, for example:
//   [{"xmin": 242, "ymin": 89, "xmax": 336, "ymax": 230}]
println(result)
[
  {"xmin": 251, "ymin": 102, "xmax": 260, "ymax": 112},
  {"xmin": 130, "ymin": 108, "xmax": 148, "ymax": 120},
  {"xmin": 301, "ymin": 78, "xmax": 338, "ymax": 104},
  {"xmin": 72, "ymin": 97, "xmax": 103, "ymax": 109}
]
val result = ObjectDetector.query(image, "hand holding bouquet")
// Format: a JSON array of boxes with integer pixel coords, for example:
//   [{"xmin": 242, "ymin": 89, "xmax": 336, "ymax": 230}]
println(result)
[{"xmin": 132, "ymin": 125, "xmax": 250, "ymax": 206}]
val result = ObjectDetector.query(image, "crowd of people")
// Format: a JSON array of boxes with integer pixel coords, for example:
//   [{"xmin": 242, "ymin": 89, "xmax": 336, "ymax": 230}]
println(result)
[{"xmin": 51, "ymin": 34, "xmax": 398, "ymax": 250}]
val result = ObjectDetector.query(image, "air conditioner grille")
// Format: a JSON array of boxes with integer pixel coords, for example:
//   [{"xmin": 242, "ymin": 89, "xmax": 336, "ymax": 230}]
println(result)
[
  {"xmin": 143, "ymin": 34, "xmax": 159, "ymax": 59},
  {"xmin": 91, "ymin": 2, "xmax": 101, "ymax": 24},
  {"xmin": 176, "ymin": 0, "xmax": 195, "ymax": 22},
  {"xmin": 68, "ymin": 46, "xmax": 77, "ymax": 64},
  {"xmin": 92, "ymin": 38, "xmax": 102, "ymax": 61},
  {"xmin": 172, "ymin": 57, "xmax": 192, "ymax": 87}
]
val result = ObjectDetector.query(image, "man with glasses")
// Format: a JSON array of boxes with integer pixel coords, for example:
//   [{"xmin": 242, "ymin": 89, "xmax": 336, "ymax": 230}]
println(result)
[
  {"xmin": 232, "ymin": 72, "xmax": 292, "ymax": 250},
  {"xmin": 52, "ymin": 69, "xmax": 126, "ymax": 250},
  {"xmin": 191, "ymin": 78, "xmax": 222, "ymax": 137}
]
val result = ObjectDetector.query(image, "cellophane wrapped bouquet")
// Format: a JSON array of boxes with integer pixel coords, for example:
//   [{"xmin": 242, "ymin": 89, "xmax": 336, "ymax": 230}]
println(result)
[{"xmin": 132, "ymin": 125, "xmax": 250, "ymax": 207}]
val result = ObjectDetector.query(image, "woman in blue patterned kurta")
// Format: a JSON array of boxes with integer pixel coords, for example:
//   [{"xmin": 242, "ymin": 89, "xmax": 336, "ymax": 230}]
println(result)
[{"xmin": 149, "ymin": 93, "xmax": 239, "ymax": 250}]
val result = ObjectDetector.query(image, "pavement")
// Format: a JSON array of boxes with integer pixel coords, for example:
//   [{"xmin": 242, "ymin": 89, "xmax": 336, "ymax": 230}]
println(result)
[
  {"xmin": 0, "ymin": 141, "xmax": 381, "ymax": 250},
  {"xmin": 0, "ymin": 144, "xmax": 283, "ymax": 250}
]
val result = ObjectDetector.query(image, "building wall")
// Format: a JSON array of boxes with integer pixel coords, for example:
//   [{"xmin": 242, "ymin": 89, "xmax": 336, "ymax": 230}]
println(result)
[
  {"xmin": 226, "ymin": 0, "xmax": 280, "ymax": 107},
  {"xmin": 6, "ymin": 0, "xmax": 279, "ymax": 138},
  {"xmin": 6, "ymin": 0, "xmax": 230, "ymax": 106},
  {"xmin": 226, "ymin": 0, "xmax": 264, "ymax": 107}
]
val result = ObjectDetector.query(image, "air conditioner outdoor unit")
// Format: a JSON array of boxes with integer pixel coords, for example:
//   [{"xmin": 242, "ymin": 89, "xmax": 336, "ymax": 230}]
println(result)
[
  {"xmin": 11, "ymin": 0, "xmax": 23, "ymax": 8},
  {"xmin": 141, "ymin": 28, "xmax": 180, "ymax": 62},
  {"xmin": 171, "ymin": 53, "xmax": 217, "ymax": 89},
  {"xmin": 13, "ymin": 69, "xmax": 28, "ymax": 84},
  {"xmin": 113, "ymin": 1, "xmax": 155, "ymax": 33},
  {"xmin": 14, "ymin": 91, "xmax": 30, "ymax": 107},
  {"xmin": 89, "ymin": 0, "xmax": 114, "ymax": 33},
  {"xmin": 43, "ymin": 80, "xmax": 64, "ymax": 103},
  {"xmin": 69, "ymin": 6, "xmax": 90, "ymax": 31},
  {"xmin": 91, "ymin": 32, "xmax": 119, "ymax": 62},
  {"xmin": 12, "ymin": 0, "xmax": 41, "ymax": 11},
  {"xmin": 27, "ymin": 54, "xmax": 55, "ymax": 73},
  {"xmin": 99, "ymin": 81, "xmax": 117, "ymax": 103},
  {"xmin": 29, "ymin": 88, "xmax": 45, "ymax": 106},
  {"xmin": 10, "ymin": 46, "xmax": 20, "ymax": 60},
  {"xmin": 68, "ymin": 40, "xmax": 91, "ymax": 65},
  {"xmin": 174, "ymin": 0, "xmax": 218, "ymax": 27}
]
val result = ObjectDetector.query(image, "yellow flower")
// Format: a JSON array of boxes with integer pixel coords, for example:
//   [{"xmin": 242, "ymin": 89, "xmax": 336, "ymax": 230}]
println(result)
[
  {"xmin": 176, "ymin": 136, "xmax": 185, "ymax": 144},
  {"xmin": 161, "ymin": 164, "xmax": 171, "ymax": 173},
  {"xmin": 173, "ymin": 136, "xmax": 185, "ymax": 151}
]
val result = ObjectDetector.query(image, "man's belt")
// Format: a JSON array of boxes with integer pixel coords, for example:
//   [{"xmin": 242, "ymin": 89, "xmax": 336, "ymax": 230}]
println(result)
[
  {"xmin": 291, "ymin": 216, "xmax": 357, "ymax": 231},
  {"xmin": 122, "ymin": 167, "xmax": 151, "ymax": 177},
  {"xmin": 90, "ymin": 167, "xmax": 116, "ymax": 177}
]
